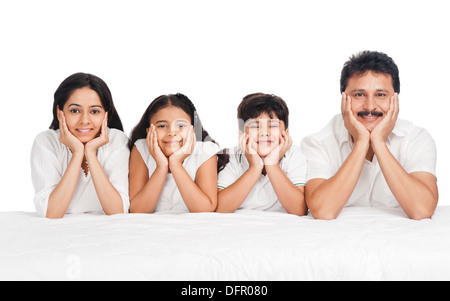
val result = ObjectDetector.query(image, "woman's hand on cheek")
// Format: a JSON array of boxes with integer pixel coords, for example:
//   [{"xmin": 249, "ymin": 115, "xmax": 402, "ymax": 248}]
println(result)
[
  {"xmin": 85, "ymin": 112, "xmax": 109, "ymax": 156},
  {"xmin": 147, "ymin": 124, "xmax": 168, "ymax": 170},
  {"xmin": 57, "ymin": 108, "xmax": 84, "ymax": 155}
]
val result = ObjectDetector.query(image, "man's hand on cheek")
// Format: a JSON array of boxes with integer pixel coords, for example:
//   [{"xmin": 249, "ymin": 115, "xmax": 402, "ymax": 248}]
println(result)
[{"xmin": 370, "ymin": 93, "xmax": 399, "ymax": 145}]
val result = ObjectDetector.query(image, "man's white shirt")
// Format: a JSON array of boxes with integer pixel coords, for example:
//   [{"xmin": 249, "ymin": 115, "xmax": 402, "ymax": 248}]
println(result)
[{"xmin": 301, "ymin": 114, "xmax": 437, "ymax": 208}]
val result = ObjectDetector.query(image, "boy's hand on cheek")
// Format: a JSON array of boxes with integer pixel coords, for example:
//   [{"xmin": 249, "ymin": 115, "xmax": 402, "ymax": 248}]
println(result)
[
  {"xmin": 239, "ymin": 131, "xmax": 263, "ymax": 170},
  {"xmin": 264, "ymin": 130, "xmax": 292, "ymax": 166}
]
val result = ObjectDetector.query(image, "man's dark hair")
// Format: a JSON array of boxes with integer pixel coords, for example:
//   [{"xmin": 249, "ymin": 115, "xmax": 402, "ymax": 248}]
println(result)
[{"xmin": 340, "ymin": 51, "xmax": 400, "ymax": 93}]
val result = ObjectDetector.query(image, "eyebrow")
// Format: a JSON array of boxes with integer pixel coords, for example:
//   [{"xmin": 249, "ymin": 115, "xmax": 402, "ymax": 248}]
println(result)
[
  {"xmin": 349, "ymin": 88, "xmax": 390, "ymax": 93},
  {"xmin": 155, "ymin": 119, "xmax": 189, "ymax": 124},
  {"xmin": 68, "ymin": 103, "xmax": 103, "ymax": 108}
]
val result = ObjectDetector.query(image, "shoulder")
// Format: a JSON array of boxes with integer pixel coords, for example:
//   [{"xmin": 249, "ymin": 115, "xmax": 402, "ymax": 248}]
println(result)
[
  {"xmin": 133, "ymin": 138, "xmax": 148, "ymax": 158},
  {"xmin": 284, "ymin": 145, "xmax": 306, "ymax": 162},
  {"xmin": 393, "ymin": 119, "xmax": 435, "ymax": 144},
  {"xmin": 32, "ymin": 130, "xmax": 61, "ymax": 151},
  {"xmin": 193, "ymin": 141, "xmax": 221, "ymax": 154},
  {"xmin": 301, "ymin": 114, "xmax": 342, "ymax": 148},
  {"xmin": 107, "ymin": 128, "xmax": 129, "ymax": 148}
]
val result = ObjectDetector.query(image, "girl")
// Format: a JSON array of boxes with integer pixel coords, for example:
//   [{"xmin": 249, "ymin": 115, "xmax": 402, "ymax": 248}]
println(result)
[
  {"xmin": 128, "ymin": 93, "xmax": 226, "ymax": 213},
  {"xmin": 31, "ymin": 73, "xmax": 130, "ymax": 218}
]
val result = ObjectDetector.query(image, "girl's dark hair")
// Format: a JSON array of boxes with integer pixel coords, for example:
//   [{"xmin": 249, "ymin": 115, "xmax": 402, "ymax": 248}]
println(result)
[
  {"xmin": 129, "ymin": 93, "xmax": 229, "ymax": 172},
  {"xmin": 49, "ymin": 72, "xmax": 124, "ymax": 131},
  {"xmin": 340, "ymin": 50, "xmax": 400, "ymax": 93},
  {"xmin": 237, "ymin": 93, "xmax": 289, "ymax": 131}
]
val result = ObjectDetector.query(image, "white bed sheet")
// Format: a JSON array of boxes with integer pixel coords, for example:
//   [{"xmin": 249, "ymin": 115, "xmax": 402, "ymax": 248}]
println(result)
[{"xmin": 1, "ymin": 206, "xmax": 450, "ymax": 281}]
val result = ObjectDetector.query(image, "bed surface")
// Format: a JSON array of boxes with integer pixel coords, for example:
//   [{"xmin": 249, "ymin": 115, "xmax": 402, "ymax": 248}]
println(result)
[{"xmin": 1, "ymin": 206, "xmax": 450, "ymax": 281}]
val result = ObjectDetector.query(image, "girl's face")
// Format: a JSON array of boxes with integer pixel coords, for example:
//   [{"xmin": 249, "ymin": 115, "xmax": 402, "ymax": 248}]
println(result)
[
  {"xmin": 244, "ymin": 112, "xmax": 285, "ymax": 157},
  {"xmin": 149, "ymin": 105, "xmax": 192, "ymax": 157},
  {"xmin": 62, "ymin": 87, "xmax": 106, "ymax": 144}
]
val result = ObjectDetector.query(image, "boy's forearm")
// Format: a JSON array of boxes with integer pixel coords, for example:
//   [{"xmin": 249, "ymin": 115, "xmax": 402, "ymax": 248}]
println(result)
[
  {"xmin": 216, "ymin": 167, "xmax": 261, "ymax": 212},
  {"xmin": 265, "ymin": 164, "xmax": 307, "ymax": 215}
]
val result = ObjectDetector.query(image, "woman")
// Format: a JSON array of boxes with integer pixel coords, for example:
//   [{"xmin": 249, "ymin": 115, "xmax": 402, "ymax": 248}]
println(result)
[{"xmin": 31, "ymin": 72, "xmax": 130, "ymax": 218}]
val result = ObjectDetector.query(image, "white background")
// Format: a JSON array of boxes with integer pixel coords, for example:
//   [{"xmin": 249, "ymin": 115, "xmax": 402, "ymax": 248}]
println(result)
[{"xmin": 1, "ymin": 0, "xmax": 449, "ymax": 212}]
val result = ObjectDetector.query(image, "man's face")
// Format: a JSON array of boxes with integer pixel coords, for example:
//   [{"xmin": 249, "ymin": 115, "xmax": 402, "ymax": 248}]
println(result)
[{"xmin": 345, "ymin": 71, "xmax": 395, "ymax": 132}]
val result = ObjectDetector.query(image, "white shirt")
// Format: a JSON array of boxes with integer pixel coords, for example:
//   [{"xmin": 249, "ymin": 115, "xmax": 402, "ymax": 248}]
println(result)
[
  {"xmin": 301, "ymin": 114, "xmax": 437, "ymax": 208},
  {"xmin": 31, "ymin": 128, "xmax": 130, "ymax": 217},
  {"xmin": 135, "ymin": 139, "xmax": 221, "ymax": 212},
  {"xmin": 217, "ymin": 145, "xmax": 307, "ymax": 213}
]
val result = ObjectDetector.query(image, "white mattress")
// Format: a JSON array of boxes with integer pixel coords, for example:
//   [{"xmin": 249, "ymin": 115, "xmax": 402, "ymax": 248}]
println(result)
[{"xmin": 1, "ymin": 206, "xmax": 450, "ymax": 281}]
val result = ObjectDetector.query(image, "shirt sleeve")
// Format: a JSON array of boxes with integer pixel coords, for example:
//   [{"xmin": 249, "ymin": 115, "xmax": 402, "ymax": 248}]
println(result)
[
  {"xmin": 403, "ymin": 128, "xmax": 437, "ymax": 177},
  {"xmin": 283, "ymin": 146, "xmax": 307, "ymax": 186},
  {"xmin": 301, "ymin": 134, "xmax": 335, "ymax": 182},
  {"xmin": 217, "ymin": 149, "xmax": 240, "ymax": 189},
  {"xmin": 101, "ymin": 130, "xmax": 131, "ymax": 213},
  {"xmin": 30, "ymin": 132, "xmax": 63, "ymax": 217}
]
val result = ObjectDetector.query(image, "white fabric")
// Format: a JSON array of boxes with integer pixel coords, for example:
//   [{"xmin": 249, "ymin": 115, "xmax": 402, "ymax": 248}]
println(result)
[
  {"xmin": 30, "ymin": 129, "xmax": 130, "ymax": 217},
  {"xmin": 135, "ymin": 139, "xmax": 221, "ymax": 212},
  {"xmin": 1, "ymin": 207, "xmax": 450, "ymax": 280},
  {"xmin": 218, "ymin": 145, "xmax": 307, "ymax": 212},
  {"xmin": 301, "ymin": 114, "xmax": 437, "ymax": 208}
]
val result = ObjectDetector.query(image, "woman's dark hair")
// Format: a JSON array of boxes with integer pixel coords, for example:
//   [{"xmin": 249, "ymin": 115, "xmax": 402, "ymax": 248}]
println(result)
[
  {"xmin": 49, "ymin": 72, "xmax": 124, "ymax": 131},
  {"xmin": 340, "ymin": 50, "xmax": 400, "ymax": 94},
  {"xmin": 129, "ymin": 93, "xmax": 229, "ymax": 172},
  {"xmin": 237, "ymin": 93, "xmax": 289, "ymax": 131}
]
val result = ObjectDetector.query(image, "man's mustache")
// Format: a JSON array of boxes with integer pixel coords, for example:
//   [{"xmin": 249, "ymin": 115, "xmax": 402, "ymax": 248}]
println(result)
[{"xmin": 357, "ymin": 110, "xmax": 383, "ymax": 117}]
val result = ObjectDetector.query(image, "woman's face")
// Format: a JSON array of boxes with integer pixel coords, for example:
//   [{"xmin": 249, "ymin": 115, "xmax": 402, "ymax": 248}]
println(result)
[
  {"xmin": 61, "ymin": 87, "xmax": 106, "ymax": 144},
  {"xmin": 149, "ymin": 106, "xmax": 192, "ymax": 157}
]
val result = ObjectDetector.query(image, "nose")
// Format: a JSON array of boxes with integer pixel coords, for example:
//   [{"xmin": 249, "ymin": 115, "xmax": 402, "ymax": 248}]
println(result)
[
  {"xmin": 363, "ymin": 94, "xmax": 378, "ymax": 112},
  {"xmin": 80, "ymin": 111, "xmax": 91, "ymax": 125},
  {"xmin": 258, "ymin": 121, "xmax": 270, "ymax": 137}
]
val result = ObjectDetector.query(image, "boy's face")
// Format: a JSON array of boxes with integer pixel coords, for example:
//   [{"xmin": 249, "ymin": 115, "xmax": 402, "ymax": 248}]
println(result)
[{"xmin": 244, "ymin": 112, "xmax": 285, "ymax": 157}]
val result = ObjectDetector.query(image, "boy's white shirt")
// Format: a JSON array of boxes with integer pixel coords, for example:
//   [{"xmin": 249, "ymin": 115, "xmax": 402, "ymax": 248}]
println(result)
[{"xmin": 218, "ymin": 145, "xmax": 307, "ymax": 213}]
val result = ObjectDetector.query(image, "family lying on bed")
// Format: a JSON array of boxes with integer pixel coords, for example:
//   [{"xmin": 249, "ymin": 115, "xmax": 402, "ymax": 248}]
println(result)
[{"xmin": 30, "ymin": 51, "xmax": 439, "ymax": 220}]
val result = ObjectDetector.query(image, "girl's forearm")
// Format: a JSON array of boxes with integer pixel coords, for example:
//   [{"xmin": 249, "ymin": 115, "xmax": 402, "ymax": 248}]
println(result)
[{"xmin": 129, "ymin": 167, "xmax": 167, "ymax": 213}]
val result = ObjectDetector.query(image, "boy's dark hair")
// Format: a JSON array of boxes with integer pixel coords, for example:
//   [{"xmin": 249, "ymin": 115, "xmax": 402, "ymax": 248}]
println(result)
[
  {"xmin": 237, "ymin": 93, "xmax": 289, "ymax": 131},
  {"xmin": 340, "ymin": 50, "xmax": 400, "ymax": 93},
  {"xmin": 50, "ymin": 72, "xmax": 124, "ymax": 131}
]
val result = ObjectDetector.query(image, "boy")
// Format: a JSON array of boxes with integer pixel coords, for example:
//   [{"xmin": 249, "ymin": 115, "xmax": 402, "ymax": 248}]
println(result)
[{"xmin": 216, "ymin": 93, "xmax": 307, "ymax": 215}]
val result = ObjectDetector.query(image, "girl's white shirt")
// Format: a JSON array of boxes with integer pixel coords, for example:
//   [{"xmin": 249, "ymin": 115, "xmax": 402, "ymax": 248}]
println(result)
[
  {"xmin": 134, "ymin": 139, "xmax": 220, "ymax": 213},
  {"xmin": 31, "ymin": 128, "xmax": 130, "ymax": 217}
]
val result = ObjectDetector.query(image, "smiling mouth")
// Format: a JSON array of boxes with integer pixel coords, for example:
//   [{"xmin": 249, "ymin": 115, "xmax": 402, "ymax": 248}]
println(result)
[{"xmin": 76, "ymin": 129, "xmax": 93, "ymax": 135}]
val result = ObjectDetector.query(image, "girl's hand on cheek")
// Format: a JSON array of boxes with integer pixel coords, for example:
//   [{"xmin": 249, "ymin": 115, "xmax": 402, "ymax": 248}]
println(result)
[
  {"xmin": 169, "ymin": 125, "xmax": 195, "ymax": 168},
  {"xmin": 147, "ymin": 124, "xmax": 168, "ymax": 170},
  {"xmin": 57, "ymin": 108, "xmax": 84, "ymax": 155}
]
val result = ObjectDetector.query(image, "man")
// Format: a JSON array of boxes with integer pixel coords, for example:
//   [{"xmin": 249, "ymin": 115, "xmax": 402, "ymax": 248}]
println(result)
[{"xmin": 301, "ymin": 51, "xmax": 438, "ymax": 220}]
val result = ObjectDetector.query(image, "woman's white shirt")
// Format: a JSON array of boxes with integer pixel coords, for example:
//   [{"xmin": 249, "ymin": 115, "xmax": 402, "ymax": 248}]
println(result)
[
  {"xmin": 31, "ymin": 128, "xmax": 130, "ymax": 217},
  {"xmin": 134, "ymin": 139, "xmax": 220, "ymax": 213}
]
